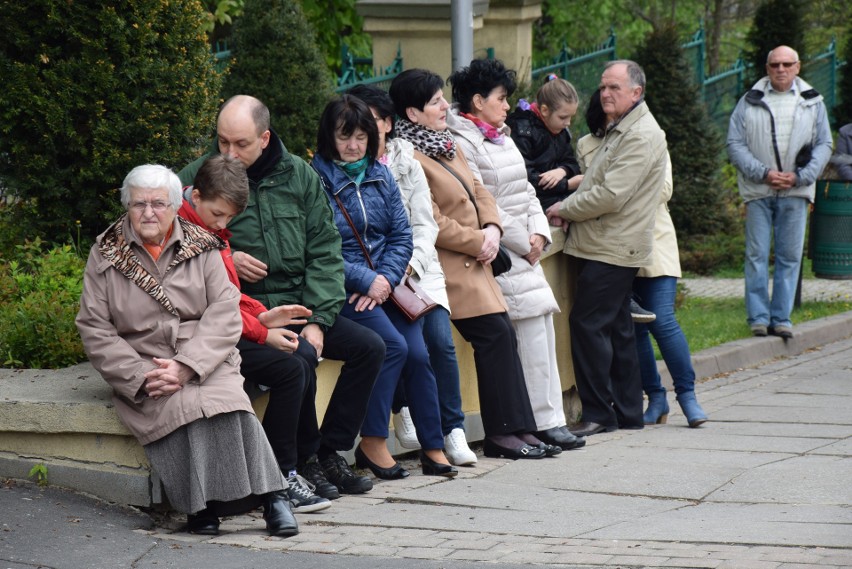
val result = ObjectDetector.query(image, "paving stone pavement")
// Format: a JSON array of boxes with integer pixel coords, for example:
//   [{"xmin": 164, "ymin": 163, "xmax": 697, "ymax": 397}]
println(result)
[
  {"xmin": 5, "ymin": 333, "xmax": 849, "ymax": 568},
  {"xmin": 681, "ymin": 277, "xmax": 851, "ymax": 302}
]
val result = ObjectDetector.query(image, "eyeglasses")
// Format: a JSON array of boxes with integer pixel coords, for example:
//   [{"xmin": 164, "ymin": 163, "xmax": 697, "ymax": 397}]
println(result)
[
  {"xmin": 130, "ymin": 201, "xmax": 172, "ymax": 213},
  {"xmin": 768, "ymin": 61, "xmax": 798, "ymax": 69}
]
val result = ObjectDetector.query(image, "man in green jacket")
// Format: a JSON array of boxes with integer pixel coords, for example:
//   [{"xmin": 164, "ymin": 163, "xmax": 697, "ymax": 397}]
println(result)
[{"xmin": 179, "ymin": 95, "xmax": 384, "ymax": 501}]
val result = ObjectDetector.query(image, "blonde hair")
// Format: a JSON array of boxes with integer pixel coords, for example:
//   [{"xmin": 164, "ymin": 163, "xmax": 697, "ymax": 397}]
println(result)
[{"xmin": 535, "ymin": 77, "xmax": 579, "ymax": 111}]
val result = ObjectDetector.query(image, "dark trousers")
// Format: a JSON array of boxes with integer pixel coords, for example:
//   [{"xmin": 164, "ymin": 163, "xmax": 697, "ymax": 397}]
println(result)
[
  {"xmin": 452, "ymin": 312, "xmax": 537, "ymax": 437},
  {"xmin": 237, "ymin": 338, "xmax": 309, "ymax": 473},
  {"xmin": 292, "ymin": 315, "xmax": 385, "ymax": 461},
  {"xmin": 569, "ymin": 258, "xmax": 643, "ymax": 429}
]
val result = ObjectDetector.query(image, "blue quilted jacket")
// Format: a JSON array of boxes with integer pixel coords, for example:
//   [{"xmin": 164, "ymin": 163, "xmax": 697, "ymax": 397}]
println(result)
[{"xmin": 311, "ymin": 155, "xmax": 413, "ymax": 295}]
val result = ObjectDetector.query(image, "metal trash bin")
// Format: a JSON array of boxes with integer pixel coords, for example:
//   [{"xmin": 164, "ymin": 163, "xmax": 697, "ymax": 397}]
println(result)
[{"xmin": 811, "ymin": 180, "xmax": 852, "ymax": 279}]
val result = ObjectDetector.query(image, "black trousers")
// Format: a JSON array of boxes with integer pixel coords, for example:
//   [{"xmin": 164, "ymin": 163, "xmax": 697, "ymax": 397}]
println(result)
[
  {"xmin": 452, "ymin": 312, "xmax": 537, "ymax": 437},
  {"xmin": 292, "ymin": 315, "xmax": 385, "ymax": 461},
  {"xmin": 237, "ymin": 338, "xmax": 309, "ymax": 473},
  {"xmin": 569, "ymin": 258, "xmax": 643, "ymax": 429}
]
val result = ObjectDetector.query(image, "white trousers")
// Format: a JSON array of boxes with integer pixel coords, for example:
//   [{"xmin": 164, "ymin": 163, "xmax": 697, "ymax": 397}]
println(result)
[{"xmin": 511, "ymin": 313, "xmax": 566, "ymax": 430}]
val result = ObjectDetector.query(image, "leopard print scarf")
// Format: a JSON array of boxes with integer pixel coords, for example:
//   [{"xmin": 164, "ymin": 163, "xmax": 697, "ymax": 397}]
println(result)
[
  {"xmin": 394, "ymin": 118, "xmax": 457, "ymax": 160},
  {"xmin": 98, "ymin": 214, "xmax": 225, "ymax": 316}
]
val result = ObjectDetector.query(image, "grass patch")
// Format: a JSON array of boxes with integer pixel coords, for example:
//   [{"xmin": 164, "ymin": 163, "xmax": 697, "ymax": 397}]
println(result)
[{"xmin": 657, "ymin": 296, "xmax": 852, "ymax": 358}]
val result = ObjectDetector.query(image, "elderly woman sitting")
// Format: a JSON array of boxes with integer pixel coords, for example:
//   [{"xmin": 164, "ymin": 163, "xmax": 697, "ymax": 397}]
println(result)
[{"xmin": 75, "ymin": 164, "xmax": 298, "ymax": 537}]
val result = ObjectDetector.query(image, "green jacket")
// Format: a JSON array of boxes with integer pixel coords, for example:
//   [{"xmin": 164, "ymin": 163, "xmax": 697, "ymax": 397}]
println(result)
[{"xmin": 179, "ymin": 138, "xmax": 344, "ymax": 330}]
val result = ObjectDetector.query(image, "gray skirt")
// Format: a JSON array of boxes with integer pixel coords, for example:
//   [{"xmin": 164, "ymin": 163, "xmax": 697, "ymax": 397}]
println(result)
[{"xmin": 144, "ymin": 411, "xmax": 285, "ymax": 515}]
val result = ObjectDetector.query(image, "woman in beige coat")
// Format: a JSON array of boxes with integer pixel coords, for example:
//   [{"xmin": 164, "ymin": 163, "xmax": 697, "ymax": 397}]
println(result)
[
  {"xmin": 76, "ymin": 164, "xmax": 298, "ymax": 537},
  {"xmin": 447, "ymin": 58, "xmax": 584, "ymax": 451},
  {"xmin": 389, "ymin": 68, "xmax": 550, "ymax": 460}
]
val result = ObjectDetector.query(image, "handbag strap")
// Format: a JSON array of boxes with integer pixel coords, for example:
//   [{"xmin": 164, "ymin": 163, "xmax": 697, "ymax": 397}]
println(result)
[
  {"xmin": 333, "ymin": 194, "xmax": 375, "ymax": 270},
  {"xmin": 431, "ymin": 158, "xmax": 479, "ymax": 213}
]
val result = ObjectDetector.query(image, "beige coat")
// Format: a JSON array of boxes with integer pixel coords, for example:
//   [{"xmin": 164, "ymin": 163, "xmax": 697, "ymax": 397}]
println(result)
[
  {"xmin": 414, "ymin": 147, "xmax": 508, "ymax": 319},
  {"xmin": 76, "ymin": 215, "xmax": 251, "ymax": 445},
  {"xmin": 448, "ymin": 110, "xmax": 559, "ymax": 319},
  {"xmin": 577, "ymin": 134, "xmax": 681, "ymax": 278},
  {"xmin": 558, "ymin": 101, "xmax": 667, "ymax": 267}
]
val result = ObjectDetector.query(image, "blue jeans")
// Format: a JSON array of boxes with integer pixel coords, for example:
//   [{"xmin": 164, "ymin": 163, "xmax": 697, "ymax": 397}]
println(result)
[
  {"xmin": 341, "ymin": 300, "xmax": 444, "ymax": 450},
  {"xmin": 744, "ymin": 196, "xmax": 808, "ymax": 328},
  {"xmin": 633, "ymin": 276, "xmax": 695, "ymax": 396}
]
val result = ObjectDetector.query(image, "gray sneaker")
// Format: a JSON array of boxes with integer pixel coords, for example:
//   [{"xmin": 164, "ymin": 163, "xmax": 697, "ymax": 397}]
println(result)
[
  {"xmin": 286, "ymin": 474, "xmax": 332, "ymax": 513},
  {"xmin": 630, "ymin": 299, "xmax": 656, "ymax": 323}
]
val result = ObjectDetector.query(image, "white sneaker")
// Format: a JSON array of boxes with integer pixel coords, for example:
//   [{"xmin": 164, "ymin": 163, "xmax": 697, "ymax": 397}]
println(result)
[
  {"xmin": 444, "ymin": 428, "xmax": 477, "ymax": 466},
  {"xmin": 392, "ymin": 407, "xmax": 421, "ymax": 449}
]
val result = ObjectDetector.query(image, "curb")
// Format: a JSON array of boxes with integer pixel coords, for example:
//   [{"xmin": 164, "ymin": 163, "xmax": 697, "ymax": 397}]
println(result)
[{"xmin": 659, "ymin": 310, "xmax": 852, "ymax": 387}]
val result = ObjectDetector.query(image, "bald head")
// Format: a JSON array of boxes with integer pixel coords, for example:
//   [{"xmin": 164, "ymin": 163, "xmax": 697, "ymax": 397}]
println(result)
[
  {"xmin": 765, "ymin": 46, "xmax": 800, "ymax": 92},
  {"xmin": 217, "ymin": 95, "xmax": 271, "ymax": 168}
]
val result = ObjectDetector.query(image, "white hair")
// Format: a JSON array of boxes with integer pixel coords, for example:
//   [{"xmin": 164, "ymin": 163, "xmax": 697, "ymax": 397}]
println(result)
[
  {"xmin": 119, "ymin": 164, "xmax": 183, "ymax": 210},
  {"xmin": 767, "ymin": 46, "xmax": 799, "ymax": 64}
]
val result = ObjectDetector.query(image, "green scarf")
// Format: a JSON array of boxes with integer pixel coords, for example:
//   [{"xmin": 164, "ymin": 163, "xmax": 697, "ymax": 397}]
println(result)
[{"xmin": 334, "ymin": 156, "xmax": 370, "ymax": 187}]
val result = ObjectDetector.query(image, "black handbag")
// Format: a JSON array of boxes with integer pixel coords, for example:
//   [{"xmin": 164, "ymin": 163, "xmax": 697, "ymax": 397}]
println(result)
[
  {"xmin": 431, "ymin": 158, "xmax": 512, "ymax": 277},
  {"xmin": 333, "ymin": 194, "xmax": 438, "ymax": 323}
]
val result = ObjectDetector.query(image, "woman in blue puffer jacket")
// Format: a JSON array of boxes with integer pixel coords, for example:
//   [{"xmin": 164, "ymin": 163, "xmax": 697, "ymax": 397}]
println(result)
[{"xmin": 311, "ymin": 95, "xmax": 457, "ymax": 480}]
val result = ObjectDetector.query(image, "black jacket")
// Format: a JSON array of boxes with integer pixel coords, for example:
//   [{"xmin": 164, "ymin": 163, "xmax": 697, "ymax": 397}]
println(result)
[{"xmin": 506, "ymin": 107, "xmax": 581, "ymax": 209}]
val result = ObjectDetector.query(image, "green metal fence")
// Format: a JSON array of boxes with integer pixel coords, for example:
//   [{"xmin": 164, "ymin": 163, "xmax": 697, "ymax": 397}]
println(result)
[
  {"xmin": 335, "ymin": 45, "xmax": 403, "ymax": 94},
  {"xmin": 803, "ymin": 38, "xmax": 838, "ymax": 126}
]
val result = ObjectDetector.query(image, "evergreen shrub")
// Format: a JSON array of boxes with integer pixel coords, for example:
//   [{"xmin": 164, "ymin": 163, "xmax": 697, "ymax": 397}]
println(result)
[
  {"xmin": 222, "ymin": 0, "xmax": 335, "ymax": 158},
  {"xmin": 744, "ymin": 0, "xmax": 806, "ymax": 89},
  {"xmin": 0, "ymin": 1, "xmax": 222, "ymax": 245}
]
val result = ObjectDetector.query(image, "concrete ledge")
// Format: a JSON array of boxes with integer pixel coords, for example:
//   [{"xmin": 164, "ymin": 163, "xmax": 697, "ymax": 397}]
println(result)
[{"xmin": 659, "ymin": 310, "xmax": 852, "ymax": 388}]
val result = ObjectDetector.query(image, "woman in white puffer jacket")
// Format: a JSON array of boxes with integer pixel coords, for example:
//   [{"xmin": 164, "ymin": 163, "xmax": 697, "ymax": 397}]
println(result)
[{"xmin": 446, "ymin": 59, "xmax": 584, "ymax": 451}]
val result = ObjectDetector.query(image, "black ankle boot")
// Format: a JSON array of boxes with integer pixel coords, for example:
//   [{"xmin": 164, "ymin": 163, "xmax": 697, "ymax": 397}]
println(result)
[{"xmin": 263, "ymin": 491, "xmax": 299, "ymax": 537}]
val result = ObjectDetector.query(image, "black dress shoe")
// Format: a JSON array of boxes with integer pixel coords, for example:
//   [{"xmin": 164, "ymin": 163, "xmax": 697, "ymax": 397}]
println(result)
[
  {"xmin": 263, "ymin": 491, "xmax": 299, "ymax": 537},
  {"xmin": 535, "ymin": 426, "xmax": 584, "ymax": 450},
  {"xmin": 537, "ymin": 442, "xmax": 562, "ymax": 457},
  {"xmin": 569, "ymin": 422, "xmax": 617, "ymax": 437},
  {"xmin": 420, "ymin": 451, "xmax": 458, "ymax": 477},
  {"xmin": 559, "ymin": 426, "xmax": 586, "ymax": 448},
  {"xmin": 483, "ymin": 438, "xmax": 546, "ymax": 459},
  {"xmin": 355, "ymin": 445, "xmax": 409, "ymax": 480},
  {"xmin": 186, "ymin": 509, "xmax": 219, "ymax": 536}
]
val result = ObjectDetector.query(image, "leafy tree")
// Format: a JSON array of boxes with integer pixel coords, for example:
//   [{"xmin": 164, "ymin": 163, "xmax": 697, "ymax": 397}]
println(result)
[
  {"xmin": 223, "ymin": 0, "xmax": 334, "ymax": 158},
  {"xmin": 300, "ymin": 0, "xmax": 371, "ymax": 72},
  {"xmin": 634, "ymin": 24, "xmax": 737, "ymax": 249},
  {"xmin": 743, "ymin": 0, "xmax": 806, "ymax": 87},
  {"xmin": 0, "ymin": 1, "xmax": 222, "ymax": 245}
]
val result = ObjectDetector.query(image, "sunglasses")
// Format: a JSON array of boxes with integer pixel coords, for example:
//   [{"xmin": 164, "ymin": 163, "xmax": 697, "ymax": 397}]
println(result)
[{"xmin": 768, "ymin": 61, "xmax": 798, "ymax": 69}]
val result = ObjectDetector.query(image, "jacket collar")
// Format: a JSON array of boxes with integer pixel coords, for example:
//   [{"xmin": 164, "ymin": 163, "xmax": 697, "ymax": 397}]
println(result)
[{"xmin": 745, "ymin": 76, "xmax": 822, "ymax": 106}]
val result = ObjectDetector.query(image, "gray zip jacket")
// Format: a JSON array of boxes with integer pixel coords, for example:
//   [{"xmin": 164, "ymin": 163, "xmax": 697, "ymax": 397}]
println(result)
[{"xmin": 727, "ymin": 76, "xmax": 832, "ymax": 203}]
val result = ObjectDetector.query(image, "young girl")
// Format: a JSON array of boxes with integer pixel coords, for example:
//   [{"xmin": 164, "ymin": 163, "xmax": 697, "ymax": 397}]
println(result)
[{"xmin": 506, "ymin": 75, "xmax": 583, "ymax": 211}]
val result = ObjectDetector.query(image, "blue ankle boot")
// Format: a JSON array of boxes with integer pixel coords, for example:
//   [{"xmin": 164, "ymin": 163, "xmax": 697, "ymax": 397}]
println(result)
[
  {"xmin": 643, "ymin": 390, "xmax": 670, "ymax": 425},
  {"xmin": 676, "ymin": 391, "xmax": 707, "ymax": 427}
]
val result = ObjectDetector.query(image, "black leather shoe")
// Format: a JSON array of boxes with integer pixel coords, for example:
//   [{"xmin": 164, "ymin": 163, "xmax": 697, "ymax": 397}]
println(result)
[
  {"xmin": 535, "ymin": 426, "xmax": 584, "ymax": 450},
  {"xmin": 538, "ymin": 442, "xmax": 562, "ymax": 457},
  {"xmin": 569, "ymin": 422, "xmax": 617, "ymax": 437},
  {"xmin": 263, "ymin": 491, "xmax": 299, "ymax": 537},
  {"xmin": 483, "ymin": 438, "xmax": 546, "ymax": 459},
  {"xmin": 355, "ymin": 445, "xmax": 409, "ymax": 480},
  {"xmin": 186, "ymin": 509, "xmax": 219, "ymax": 536},
  {"xmin": 420, "ymin": 451, "xmax": 458, "ymax": 477},
  {"xmin": 559, "ymin": 426, "xmax": 586, "ymax": 448}
]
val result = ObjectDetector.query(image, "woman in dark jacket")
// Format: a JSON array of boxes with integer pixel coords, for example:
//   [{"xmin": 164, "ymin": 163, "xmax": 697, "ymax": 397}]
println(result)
[
  {"xmin": 311, "ymin": 95, "xmax": 457, "ymax": 479},
  {"xmin": 505, "ymin": 75, "xmax": 583, "ymax": 210}
]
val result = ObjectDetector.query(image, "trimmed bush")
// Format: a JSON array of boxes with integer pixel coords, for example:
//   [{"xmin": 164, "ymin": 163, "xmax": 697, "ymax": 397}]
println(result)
[
  {"xmin": 743, "ymin": 0, "xmax": 806, "ymax": 89},
  {"xmin": 0, "ymin": 240, "xmax": 86, "ymax": 369},
  {"xmin": 222, "ymin": 0, "xmax": 335, "ymax": 158},
  {"xmin": 833, "ymin": 22, "xmax": 852, "ymax": 128},
  {"xmin": 0, "ymin": 1, "xmax": 222, "ymax": 245},
  {"xmin": 635, "ymin": 25, "xmax": 738, "ymax": 250}
]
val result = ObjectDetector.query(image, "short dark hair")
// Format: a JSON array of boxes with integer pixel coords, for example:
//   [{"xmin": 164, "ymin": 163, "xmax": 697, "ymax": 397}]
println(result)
[
  {"xmin": 315, "ymin": 95, "xmax": 379, "ymax": 161},
  {"xmin": 388, "ymin": 68, "xmax": 445, "ymax": 119},
  {"xmin": 345, "ymin": 84, "xmax": 396, "ymax": 137},
  {"xmin": 448, "ymin": 58, "xmax": 517, "ymax": 114},
  {"xmin": 192, "ymin": 155, "xmax": 249, "ymax": 212},
  {"xmin": 585, "ymin": 89, "xmax": 606, "ymax": 138}
]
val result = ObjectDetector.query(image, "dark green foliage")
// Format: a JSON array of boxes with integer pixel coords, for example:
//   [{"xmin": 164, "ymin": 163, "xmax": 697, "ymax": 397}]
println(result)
[
  {"xmin": 0, "ymin": 1, "xmax": 222, "ymax": 244},
  {"xmin": 0, "ymin": 240, "xmax": 86, "ymax": 368},
  {"xmin": 634, "ymin": 25, "xmax": 738, "ymax": 251},
  {"xmin": 223, "ymin": 0, "xmax": 334, "ymax": 158},
  {"xmin": 744, "ymin": 0, "xmax": 807, "ymax": 88},
  {"xmin": 834, "ymin": 22, "xmax": 852, "ymax": 128}
]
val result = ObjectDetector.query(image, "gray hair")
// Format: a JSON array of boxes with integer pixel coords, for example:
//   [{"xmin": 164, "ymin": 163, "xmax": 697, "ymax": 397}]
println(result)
[
  {"xmin": 766, "ymin": 46, "xmax": 800, "ymax": 64},
  {"xmin": 605, "ymin": 59, "xmax": 646, "ymax": 93},
  {"xmin": 120, "ymin": 164, "xmax": 183, "ymax": 210}
]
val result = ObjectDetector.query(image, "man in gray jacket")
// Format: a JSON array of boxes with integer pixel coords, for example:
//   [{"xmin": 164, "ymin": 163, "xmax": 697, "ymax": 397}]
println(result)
[
  {"xmin": 546, "ymin": 60, "xmax": 667, "ymax": 436},
  {"xmin": 727, "ymin": 45, "xmax": 832, "ymax": 339}
]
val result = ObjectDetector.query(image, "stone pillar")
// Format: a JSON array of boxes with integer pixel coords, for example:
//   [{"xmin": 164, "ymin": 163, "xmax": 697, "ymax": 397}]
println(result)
[
  {"xmin": 477, "ymin": 0, "xmax": 542, "ymax": 81},
  {"xmin": 356, "ymin": 0, "xmax": 489, "ymax": 83}
]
